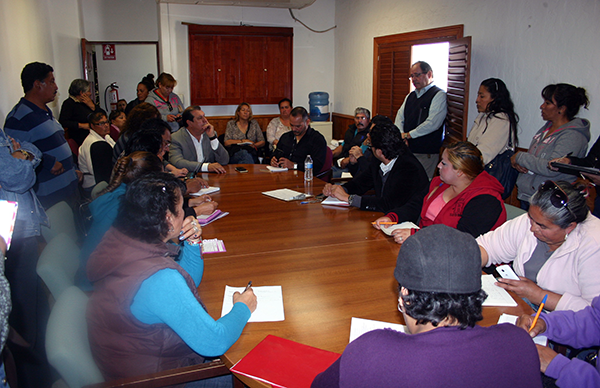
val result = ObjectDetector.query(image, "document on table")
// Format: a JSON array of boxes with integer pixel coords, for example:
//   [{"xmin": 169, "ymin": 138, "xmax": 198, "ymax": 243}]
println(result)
[
  {"xmin": 189, "ymin": 186, "xmax": 220, "ymax": 196},
  {"xmin": 201, "ymin": 238, "xmax": 226, "ymax": 254},
  {"xmin": 266, "ymin": 165, "xmax": 288, "ymax": 172},
  {"xmin": 321, "ymin": 196, "xmax": 350, "ymax": 206},
  {"xmin": 380, "ymin": 221, "xmax": 419, "ymax": 236},
  {"xmin": 481, "ymin": 274, "xmax": 518, "ymax": 307},
  {"xmin": 497, "ymin": 314, "xmax": 548, "ymax": 346},
  {"xmin": 262, "ymin": 188, "xmax": 307, "ymax": 201},
  {"xmin": 221, "ymin": 285, "xmax": 285, "ymax": 322},
  {"xmin": 349, "ymin": 317, "xmax": 408, "ymax": 343}
]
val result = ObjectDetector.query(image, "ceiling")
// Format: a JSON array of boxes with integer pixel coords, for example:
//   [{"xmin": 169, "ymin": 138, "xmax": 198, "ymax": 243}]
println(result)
[{"xmin": 156, "ymin": 0, "xmax": 316, "ymax": 9}]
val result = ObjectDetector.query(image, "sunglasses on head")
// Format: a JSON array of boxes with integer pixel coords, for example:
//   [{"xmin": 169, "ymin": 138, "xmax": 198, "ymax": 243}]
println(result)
[{"xmin": 539, "ymin": 180, "xmax": 575, "ymax": 219}]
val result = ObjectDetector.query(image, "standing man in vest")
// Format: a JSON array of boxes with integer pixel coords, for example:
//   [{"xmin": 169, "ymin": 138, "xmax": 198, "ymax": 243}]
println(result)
[{"xmin": 394, "ymin": 61, "xmax": 447, "ymax": 180}]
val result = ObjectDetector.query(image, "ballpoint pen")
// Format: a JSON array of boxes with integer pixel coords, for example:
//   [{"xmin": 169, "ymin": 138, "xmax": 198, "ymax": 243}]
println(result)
[
  {"xmin": 529, "ymin": 294, "xmax": 548, "ymax": 333},
  {"xmin": 244, "ymin": 281, "xmax": 252, "ymax": 292}
]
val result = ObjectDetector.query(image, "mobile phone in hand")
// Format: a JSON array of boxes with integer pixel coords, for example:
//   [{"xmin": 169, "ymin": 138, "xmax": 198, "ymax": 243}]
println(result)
[{"xmin": 496, "ymin": 264, "xmax": 520, "ymax": 280}]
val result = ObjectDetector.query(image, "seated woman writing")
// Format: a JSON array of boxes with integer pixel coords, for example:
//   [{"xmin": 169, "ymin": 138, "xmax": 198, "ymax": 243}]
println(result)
[
  {"xmin": 87, "ymin": 172, "xmax": 257, "ymax": 384},
  {"xmin": 374, "ymin": 141, "xmax": 506, "ymax": 244},
  {"xmin": 478, "ymin": 180, "xmax": 600, "ymax": 312}
]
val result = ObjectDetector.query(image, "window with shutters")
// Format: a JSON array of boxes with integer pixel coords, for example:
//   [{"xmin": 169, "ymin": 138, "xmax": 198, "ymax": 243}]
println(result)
[
  {"xmin": 186, "ymin": 24, "xmax": 293, "ymax": 106},
  {"xmin": 372, "ymin": 25, "xmax": 471, "ymax": 143}
]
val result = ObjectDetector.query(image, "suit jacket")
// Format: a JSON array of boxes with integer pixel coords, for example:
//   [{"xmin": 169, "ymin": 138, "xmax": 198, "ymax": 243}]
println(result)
[
  {"xmin": 169, "ymin": 128, "xmax": 229, "ymax": 172},
  {"xmin": 342, "ymin": 150, "xmax": 429, "ymax": 219}
]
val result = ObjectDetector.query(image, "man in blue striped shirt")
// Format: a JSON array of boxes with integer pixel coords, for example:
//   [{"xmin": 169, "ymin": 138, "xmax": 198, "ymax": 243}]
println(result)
[{"xmin": 4, "ymin": 62, "xmax": 78, "ymax": 209}]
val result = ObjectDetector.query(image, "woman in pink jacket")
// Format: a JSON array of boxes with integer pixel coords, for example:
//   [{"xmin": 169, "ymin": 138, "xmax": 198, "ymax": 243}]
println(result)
[{"xmin": 478, "ymin": 180, "xmax": 600, "ymax": 312}]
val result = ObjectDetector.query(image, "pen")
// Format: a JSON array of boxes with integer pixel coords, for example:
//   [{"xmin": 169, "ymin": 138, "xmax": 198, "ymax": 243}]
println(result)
[
  {"xmin": 372, "ymin": 222, "xmax": 397, "ymax": 225},
  {"xmin": 244, "ymin": 281, "xmax": 252, "ymax": 292},
  {"xmin": 529, "ymin": 294, "xmax": 548, "ymax": 333}
]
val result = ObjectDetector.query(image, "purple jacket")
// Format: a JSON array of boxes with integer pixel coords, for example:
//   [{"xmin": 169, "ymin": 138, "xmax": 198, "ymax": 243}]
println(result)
[{"xmin": 542, "ymin": 296, "xmax": 600, "ymax": 388}]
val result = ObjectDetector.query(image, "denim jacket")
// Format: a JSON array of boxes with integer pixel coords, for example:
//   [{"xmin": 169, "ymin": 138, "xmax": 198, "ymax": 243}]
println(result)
[{"xmin": 0, "ymin": 129, "xmax": 48, "ymax": 239}]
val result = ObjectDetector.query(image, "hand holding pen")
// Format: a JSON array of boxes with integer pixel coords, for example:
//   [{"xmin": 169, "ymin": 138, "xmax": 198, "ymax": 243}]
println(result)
[{"xmin": 233, "ymin": 281, "xmax": 258, "ymax": 313}]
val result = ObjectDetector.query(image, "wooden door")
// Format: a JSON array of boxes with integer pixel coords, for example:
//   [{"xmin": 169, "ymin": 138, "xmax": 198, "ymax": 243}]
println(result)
[
  {"xmin": 243, "ymin": 37, "xmax": 268, "ymax": 104},
  {"xmin": 81, "ymin": 39, "xmax": 99, "ymax": 104},
  {"xmin": 265, "ymin": 36, "xmax": 293, "ymax": 103},
  {"xmin": 445, "ymin": 36, "xmax": 472, "ymax": 143},
  {"xmin": 189, "ymin": 35, "xmax": 218, "ymax": 105},
  {"xmin": 217, "ymin": 36, "xmax": 243, "ymax": 105}
]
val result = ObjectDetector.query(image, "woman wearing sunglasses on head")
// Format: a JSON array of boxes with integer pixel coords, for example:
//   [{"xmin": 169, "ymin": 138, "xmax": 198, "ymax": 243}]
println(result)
[{"xmin": 478, "ymin": 180, "xmax": 600, "ymax": 312}]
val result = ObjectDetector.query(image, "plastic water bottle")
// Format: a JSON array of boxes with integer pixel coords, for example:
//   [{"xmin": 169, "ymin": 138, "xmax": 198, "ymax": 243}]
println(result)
[{"xmin": 304, "ymin": 155, "xmax": 313, "ymax": 181}]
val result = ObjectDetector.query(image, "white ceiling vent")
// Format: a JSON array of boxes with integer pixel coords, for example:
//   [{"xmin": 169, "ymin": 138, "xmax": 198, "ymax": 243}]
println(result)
[{"xmin": 157, "ymin": 0, "xmax": 316, "ymax": 9}]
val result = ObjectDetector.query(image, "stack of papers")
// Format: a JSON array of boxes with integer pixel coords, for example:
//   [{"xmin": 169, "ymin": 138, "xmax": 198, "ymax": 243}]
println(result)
[
  {"xmin": 266, "ymin": 166, "xmax": 288, "ymax": 172},
  {"xmin": 349, "ymin": 317, "xmax": 408, "ymax": 343},
  {"xmin": 197, "ymin": 209, "xmax": 228, "ymax": 226},
  {"xmin": 201, "ymin": 238, "xmax": 226, "ymax": 254},
  {"xmin": 321, "ymin": 196, "xmax": 349, "ymax": 206},
  {"xmin": 189, "ymin": 186, "xmax": 220, "ymax": 196},
  {"xmin": 481, "ymin": 274, "xmax": 518, "ymax": 306},
  {"xmin": 221, "ymin": 285, "xmax": 285, "ymax": 322},
  {"xmin": 379, "ymin": 221, "xmax": 419, "ymax": 236},
  {"xmin": 262, "ymin": 189, "xmax": 308, "ymax": 201}
]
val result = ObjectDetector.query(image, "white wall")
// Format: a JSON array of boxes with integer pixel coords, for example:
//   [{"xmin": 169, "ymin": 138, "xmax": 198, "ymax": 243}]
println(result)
[
  {"xmin": 94, "ymin": 44, "xmax": 159, "ymax": 110},
  {"xmin": 81, "ymin": 0, "xmax": 159, "ymax": 41},
  {"xmin": 157, "ymin": 0, "xmax": 336, "ymax": 116},
  {"xmin": 334, "ymin": 0, "xmax": 600, "ymax": 146},
  {"xmin": 0, "ymin": 0, "xmax": 83, "ymax": 122}
]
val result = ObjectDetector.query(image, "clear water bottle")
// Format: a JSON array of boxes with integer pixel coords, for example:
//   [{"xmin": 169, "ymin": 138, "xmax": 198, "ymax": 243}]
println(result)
[{"xmin": 304, "ymin": 155, "xmax": 313, "ymax": 181}]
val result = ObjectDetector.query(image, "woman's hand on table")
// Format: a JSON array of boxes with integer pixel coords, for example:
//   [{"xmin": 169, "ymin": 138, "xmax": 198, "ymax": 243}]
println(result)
[
  {"xmin": 233, "ymin": 288, "xmax": 258, "ymax": 313},
  {"xmin": 391, "ymin": 228, "xmax": 411, "ymax": 244},
  {"xmin": 180, "ymin": 216, "xmax": 202, "ymax": 242},
  {"xmin": 516, "ymin": 314, "xmax": 547, "ymax": 337},
  {"xmin": 194, "ymin": 201, "xmax": 218, "ymax": 217},
  {"xmin": 372, "ymin": 216, "xmax": 392, "ymax": 230},
  {"xmin": 185, "ymin": 177, "xmax": 209, "ymax": 193},
  {"xmin": 171, "ymin": 167, "xmax": 188, "ymax": 178}
]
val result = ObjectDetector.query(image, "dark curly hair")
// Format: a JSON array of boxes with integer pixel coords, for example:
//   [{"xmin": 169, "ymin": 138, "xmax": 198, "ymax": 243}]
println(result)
[
  {"xmin": 369, "ymin": 117, "xmax": 406, "ymax": 160},
  {"xmin": 122, "ymin": 102, "xmax": 160, "ymax": 137},
  {"xmin": 124, "ymin": 118, "xmax": 170, "ymax": 156},
  {"xmin": 541, "ymin": 83, "xmax": 589, "ymax": 121},
  {"xmin": 399, "ymin": 284, "xmax": 487, "ymax": 329},
  {"xmin": 114, "ymin": 172, "xmax": 186, "ymax": 243},
  {"xmin": 479, "ymin": 78, "xmax": 519, "ymax": 147},
  {"xmin": 98, "ymin": 151, "xmax": 163, "ymax": 197}
]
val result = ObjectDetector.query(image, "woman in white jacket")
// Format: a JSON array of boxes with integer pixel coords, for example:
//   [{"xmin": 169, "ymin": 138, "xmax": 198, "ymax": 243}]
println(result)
[{"xmin": 477, "ymin": 180, "xmax": 600, "ymax": 312}]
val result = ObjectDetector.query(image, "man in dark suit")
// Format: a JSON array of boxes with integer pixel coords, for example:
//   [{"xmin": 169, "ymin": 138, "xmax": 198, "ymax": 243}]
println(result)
[
  {"xmin": 169, "ymin": 105, "xmax": 229, "ymax": 173},
  {"xmin": 322, "ymin": 117, "xmax": 429, "ymax": 219}
]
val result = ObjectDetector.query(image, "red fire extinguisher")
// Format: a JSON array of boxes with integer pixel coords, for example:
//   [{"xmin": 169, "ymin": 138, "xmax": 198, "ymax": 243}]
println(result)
[{"xmin": 105, "ymin": 82, "xmax": 119, "ymax": 111}]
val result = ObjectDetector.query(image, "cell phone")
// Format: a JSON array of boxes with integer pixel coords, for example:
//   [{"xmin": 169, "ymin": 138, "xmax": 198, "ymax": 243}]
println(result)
[
  {"xmin": 235, "ymin": 167, "xmax": 248, "ymax": 173},
  {"xmin": 496, "ymin": 264, "xmax": 520, "ymax": 280},
  {"xmin": 0, "ymin": 200, "xmax": 18, "ymax": 251},
  {"xmin": 185, "ymin": 171, "xmax": 196, "ymax": 180}
]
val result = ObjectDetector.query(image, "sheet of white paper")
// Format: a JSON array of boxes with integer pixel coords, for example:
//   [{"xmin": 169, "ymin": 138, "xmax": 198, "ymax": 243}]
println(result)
[
  {"xmin": 481, "ymin": 274, "xmax": 518, "ymax": 307},
  {"xmin": 380, "ymin": 221, "xmax": 420, "ymax": 236},
  {"xmin": 497, "ymin": 314, "xmax": 548, "ymax": 346},
  {"xmin": 202, "ymin": 238, "xmax": 226, "ymax": 254},
  {"xmin": 349, "ymin": 317, "xmax": 408, "ymax": 343},
  {"xmin": 262, "ymin": 188, "xmax": 307, "ymax": 201},
  {"xmin": 266, "ymin": 166, "xmax": 288, "ymax": 172},
  {"xmin": 341, "ymin": 172, "xmax": 353, "ymax": 179},
  {"xmin": 221, "ymin": 285, "xmax": 285, "ymax": 322},
  {"xmin": 321, "ymin": 196, "xmax": 349, "ymax": 206},
  {"xmin": 189, "ymin": 186, "xmax": 220, "ymax": 196}
]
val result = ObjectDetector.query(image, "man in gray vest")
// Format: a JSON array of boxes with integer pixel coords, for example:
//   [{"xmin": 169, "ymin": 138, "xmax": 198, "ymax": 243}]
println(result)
[{"xmin": 394, "ymin": 61, "xmax": 447, "ymax": 180}]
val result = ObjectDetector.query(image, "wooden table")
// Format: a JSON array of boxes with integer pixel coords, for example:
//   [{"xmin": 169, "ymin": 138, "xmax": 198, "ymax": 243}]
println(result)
[{"xmin": 196, "ymin": 164, "xmax": 533, "ymax": 386}]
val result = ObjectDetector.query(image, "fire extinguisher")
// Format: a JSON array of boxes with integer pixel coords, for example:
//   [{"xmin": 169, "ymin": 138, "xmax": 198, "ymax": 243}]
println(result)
[{"xmin": 104, "ymin": 82, "xmax": 119, "ymax": 111}]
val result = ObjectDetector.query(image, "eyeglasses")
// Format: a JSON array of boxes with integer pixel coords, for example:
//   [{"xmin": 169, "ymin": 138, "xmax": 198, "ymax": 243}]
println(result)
[
  {"xmin": 93, "ymin": 121, "xmax": 109, "ymax": 126},
  {"xmin": 408, "ymin": 72, "xmax": 424, "ymax": 79},
  {"xmin": 539, "ymin": 180, "xmax": 575, "ymax": 219}
]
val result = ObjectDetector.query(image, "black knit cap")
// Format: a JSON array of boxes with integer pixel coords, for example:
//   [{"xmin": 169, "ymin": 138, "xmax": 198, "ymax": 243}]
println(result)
[{"xmin": 394, "ymin": 225, "xmax": 482, "ymax": 294}]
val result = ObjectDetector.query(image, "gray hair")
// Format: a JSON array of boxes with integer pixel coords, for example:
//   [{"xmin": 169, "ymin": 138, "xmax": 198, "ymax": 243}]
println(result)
[
  {"xmin": 354, "ymin": 107, "xmax": 371, "ymax": 120},
  {"xmin": 68, "ymin": 79, "xmax": 90, "ymax": 97},
  {"xmin": 530, "ymin": 181, "xmax": 588, "ymax": 228}
]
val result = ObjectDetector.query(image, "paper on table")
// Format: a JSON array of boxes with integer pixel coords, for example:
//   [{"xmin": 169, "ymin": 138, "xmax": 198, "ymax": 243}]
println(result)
[
  {"xmin": 321, "ymin": 196, "xmax": 349, "ymax": 206},
  {"xmin": 349, "ymin": 317, "xmax": 408, "ymax": 343},
  {"xmin": 262, "ymin": 188, "xmax": 307, "ymax": 201},
  {"xmin": 266, "ymin": 166, "xmax": 288, "ymax": 172},
  {"xmin": 221, "ymin": 285, "xmax": 285, "ymax": 322},
  {"xmin": 341, "ymin": 172, "xmax": 353, "ymax": 179},
  {"xmin": 189, "ymin": 186, "xmax": 220, "ymax": 196},
  {"xmin": 481, "ymin": 274, "xmax": 518, "ymax": 307},
  {"xmin": 497, "ymin": 314, "xmax": 548, "ymax": 346},
  {"xmin": 380, "ymin": 221, "xmax": 419, "ymax": 236},
  {"xmin": 202, "ymin": 238, "xmax": 226, "ymax": 254}
]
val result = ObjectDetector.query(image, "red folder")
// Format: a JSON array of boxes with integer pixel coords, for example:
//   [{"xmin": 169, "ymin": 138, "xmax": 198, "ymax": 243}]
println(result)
[{"xmin": 230, "ymin": 335, "xmax": 341, "ymax": 388}]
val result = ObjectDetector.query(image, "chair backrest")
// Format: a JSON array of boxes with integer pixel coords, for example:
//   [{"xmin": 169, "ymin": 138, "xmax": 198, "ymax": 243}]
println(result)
[
  {"xmin": 91, "ymin": 181, "xmax": 109, "ymax": 200},
  {"xmin": 46, "ymin": 286, "xmax": 104, "ymax": 388},
  {"xmin": 316, "ymin": 147, "xmax": 333, "ymax": 182},
  {"xmin": 36, "ymin": 233, "xmax": 80, "ymax": 300},
  {"xmin": 41, "ymin": 201, "xmax": 78, "ymax": 243},
  {"xmin": 505, "ymin": 203, "xmax": 526, "ymax": 220}
]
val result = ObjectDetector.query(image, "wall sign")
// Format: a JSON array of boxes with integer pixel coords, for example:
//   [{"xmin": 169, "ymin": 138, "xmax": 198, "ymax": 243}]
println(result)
[{"xmin": 102, "ymin": 44, "xmax": 116, "ymax": 60}]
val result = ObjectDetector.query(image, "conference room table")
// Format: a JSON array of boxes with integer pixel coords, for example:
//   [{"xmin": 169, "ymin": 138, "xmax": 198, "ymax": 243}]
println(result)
[{"xmin": 195, "ymin": 164, "xmax": 533, "ymax": 387}]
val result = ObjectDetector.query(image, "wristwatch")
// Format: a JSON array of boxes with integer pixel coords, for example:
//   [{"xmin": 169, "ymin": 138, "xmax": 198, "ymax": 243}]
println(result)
[
  {"xmin": 208, "ymin": 134, "xmax": 218, "ymax": 141},
  {"xmin": 347, "ymin": 194, "xmax": 355, "ymax": 205}
]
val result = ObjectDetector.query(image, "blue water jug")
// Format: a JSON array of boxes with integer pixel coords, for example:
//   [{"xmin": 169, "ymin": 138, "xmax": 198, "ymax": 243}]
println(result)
[{"xmin": 309, "ymin": 92, "xmax": 329, "ymax": 122}]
